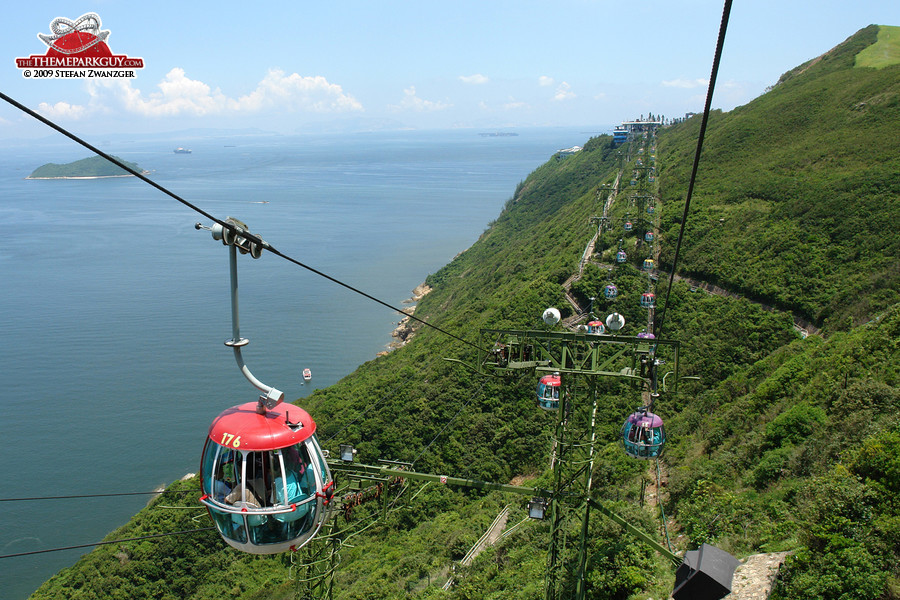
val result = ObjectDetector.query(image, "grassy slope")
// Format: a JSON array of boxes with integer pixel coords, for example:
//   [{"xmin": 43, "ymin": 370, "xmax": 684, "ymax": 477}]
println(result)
[{"xmin": 856, "ymin": 25, "xmax": 900, "ymax": 69}]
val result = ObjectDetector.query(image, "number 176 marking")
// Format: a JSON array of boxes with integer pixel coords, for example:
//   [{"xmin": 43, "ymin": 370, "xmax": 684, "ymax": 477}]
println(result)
[{"xmin": 220, "ymin": 432, "xmax": 242, "ymax": 448}]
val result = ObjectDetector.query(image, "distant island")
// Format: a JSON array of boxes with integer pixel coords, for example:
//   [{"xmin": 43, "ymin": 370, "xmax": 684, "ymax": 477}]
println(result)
[
  {"xmin": 479, "ymin": 131, "xmax": 518, "ymax": 137},
  {"xmin": 27, "ymin": 155, "xmax": 147, "ymax": 179}
]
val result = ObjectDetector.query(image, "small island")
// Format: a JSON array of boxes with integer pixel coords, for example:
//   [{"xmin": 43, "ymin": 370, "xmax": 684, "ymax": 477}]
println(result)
[{"xmin": 27, "ymin": 155, "xmax": 147, "ymax": 179}]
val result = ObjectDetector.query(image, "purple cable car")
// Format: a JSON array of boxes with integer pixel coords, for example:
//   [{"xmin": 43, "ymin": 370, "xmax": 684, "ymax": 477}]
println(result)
[
  {"xmin": 616, "ymin": 250, "xmax": 627, "ymax": 264},
  {"xmin": 622, "ymin": 410, "xmax": 665, "ymax": 459},
  {"xmin": 604, "ymin": 283, "xmax": 618, "ymax": 299}
]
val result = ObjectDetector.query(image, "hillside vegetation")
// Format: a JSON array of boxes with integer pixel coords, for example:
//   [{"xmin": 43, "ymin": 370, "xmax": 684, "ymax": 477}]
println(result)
[
  {"xmin": 656, "ymin": 24, "xmax": 899, "ymax": 329},
  {"xmin": 29, "ymin": 25, "xmax": 899, "ymax": 600}
]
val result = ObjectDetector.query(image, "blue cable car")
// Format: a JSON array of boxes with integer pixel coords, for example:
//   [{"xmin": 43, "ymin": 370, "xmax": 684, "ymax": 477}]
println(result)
[
  {"xmin": 200, "ymin": 402, "xmax": 334, "ymax": 554},
  {"xmin": 536, "ymin": 373, "xmax": 561, "ymax": 410},
  {"xmin": 622, "ymin": 410, "xmax": 665, "ymax": 458},
  {"xmin": 604, "ymin": 283, "xmax": 618, "ymax": 299},
  {"xmin": 616, "ymin": 250, "xmax": 627, "ymax": 264},
  {"xmin": 641, "ymin": 292, "xmax": 656, "ymax": 308}
]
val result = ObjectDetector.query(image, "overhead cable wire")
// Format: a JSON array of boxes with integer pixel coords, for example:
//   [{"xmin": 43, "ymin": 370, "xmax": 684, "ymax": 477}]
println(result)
[
  {"xmin": 0, "ymin": 490, "xmax": 198, "ymax": 502},
  {"xmin": 0, "ymin": 90, "xmax": 486, "ymax": 355},
  {"xmin": 0, "ymin": 527, "xmax": 216, "ymax": 559},
  {"xmin": 654, "ymin": 0, "xmax": 733, "ymax": 340}
]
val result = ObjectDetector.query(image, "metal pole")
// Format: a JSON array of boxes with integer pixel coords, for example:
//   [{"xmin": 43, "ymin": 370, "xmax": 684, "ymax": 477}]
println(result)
[
  {"xmin": 573, "ymin": 378, "xmax": 599, "ymax": 600},
  {"xmin": 228, "ymin": 244, "xmax": 242, "ymax": 343},
  {"xmin": 222, "ymin": 234, "xmax": 284, "ymax": 409}
]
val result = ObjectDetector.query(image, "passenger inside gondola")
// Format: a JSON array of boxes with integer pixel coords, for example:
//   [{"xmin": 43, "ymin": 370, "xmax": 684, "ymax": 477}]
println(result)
[{"xmin": 212, "ymin": 450, "xmax": 237, "ymax": 501}]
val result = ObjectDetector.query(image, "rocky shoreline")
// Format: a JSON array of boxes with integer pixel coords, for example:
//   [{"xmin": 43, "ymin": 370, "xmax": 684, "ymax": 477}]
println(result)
[{"xmin": 379, "ymin": 283, "xmax": 432, "ymax": 356}]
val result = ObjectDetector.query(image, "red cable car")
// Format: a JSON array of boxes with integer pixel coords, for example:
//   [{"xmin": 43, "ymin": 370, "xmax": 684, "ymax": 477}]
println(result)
[
  {"xmin": 536, "ymin": 373, "xmax": 561, "ymax": 410},
  {"xmin": 200, "ymin": 402, "xmax": 334, "ymax": 554},
  {"xmin": 641, "ymin": 292, "xmax": 656, "ymax": 308},
  {"xmin": 624, "ymin": 221, "xmax": 633, "ymax": 232},
  {"xmin": 587, "ymin": 320, "xmax": 605, "ymax": 334},
  {"xmin": 196, "ymin": 219, "xmax": 334, "ymax": 554},
  {"xmin": 645, "ymin": 231, "xmax": 654, "ymax": 242}
]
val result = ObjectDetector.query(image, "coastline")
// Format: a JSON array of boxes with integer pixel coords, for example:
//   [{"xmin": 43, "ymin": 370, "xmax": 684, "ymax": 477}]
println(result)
[
  {"xmin": 25, "ymin": 170, "xmax": 151, "ymax": 180},
  {"xmin": 381, "ymin": 283, "xmax": 432, "ymax": 355}
]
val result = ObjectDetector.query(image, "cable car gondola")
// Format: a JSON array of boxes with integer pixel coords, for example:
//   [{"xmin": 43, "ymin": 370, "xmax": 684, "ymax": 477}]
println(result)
[
  {"xmin": 641, "ymin": 292, "xmax": 656, "ymax": 308},
  {"xmin": 616, "ymin": 250, "xmax": 627, "ymax": 263},
  {"xmin": 587, "ymin": 320, "xmax": 605, "ymax": 334},
  {"xmin": 621, "ymin": 409, "xmax": 665, "ymax": 459},
  {"xmin": 603, "ymin": 283, "xmax": 618, "ymax": 299},
  {"xmin": 624, "ymin": 221, "xmax": 633, "ymax": 232},
  {"xmin": 199, "ymin": 402, "xmax": 334, "ymax": 554},
  {"xmin": 196, "ymin": 218, "xmax": 333, "ymax": 554},
  {"xmin": 644, "ymin": 231, "xmax": 654, "ymax": 243},
  {"xmin": 536, "ymin": 373, "xmax": 561, "ymax": 410},
  {"xmin": 643, "ymin": 258, "xmax": 655, "ymax": 271}
]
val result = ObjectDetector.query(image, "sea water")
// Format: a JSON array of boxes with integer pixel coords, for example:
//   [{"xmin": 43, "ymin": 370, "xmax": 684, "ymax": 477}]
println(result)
[{"xmin": 0, "ymin": 126, "xmax": 600, "ymax": 599}]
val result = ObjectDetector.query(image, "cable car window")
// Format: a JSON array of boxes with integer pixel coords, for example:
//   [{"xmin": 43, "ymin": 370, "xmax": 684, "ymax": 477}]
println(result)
[
  {"xmin": 224, "ymin": 451, "xmax": 264, "ymax": 508},
  {"xmin": 310, "ymin": 434, "xmax": 331, "ymax": 487},
  {"xmin": 208, "ymin": 509, "xmax": 247, "ymax": 544},
  {"xmin": 274, "ymin": 444, "xmax": 313, "ymax": 506}
]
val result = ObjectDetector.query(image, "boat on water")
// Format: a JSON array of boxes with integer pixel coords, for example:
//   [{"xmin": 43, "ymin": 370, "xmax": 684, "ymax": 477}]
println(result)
[
  {"xmin": 174, "ymin": 147, "xmax": 192, "ymax": 154},
  {"xmin": 302, "ymin": 368, "xmax": 312, "ymax": 382}
]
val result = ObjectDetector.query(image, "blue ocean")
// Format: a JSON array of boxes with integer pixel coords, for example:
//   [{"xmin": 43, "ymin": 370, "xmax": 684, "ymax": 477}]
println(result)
[{"xmin": 0, "ymin": 126, "xmax": 600, "ymax": 598}]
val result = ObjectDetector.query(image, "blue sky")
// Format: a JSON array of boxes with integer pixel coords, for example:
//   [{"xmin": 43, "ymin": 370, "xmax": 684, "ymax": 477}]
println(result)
[{"xmin": 2, "ymin": 0, "xmax": 897, "ymax": 138}]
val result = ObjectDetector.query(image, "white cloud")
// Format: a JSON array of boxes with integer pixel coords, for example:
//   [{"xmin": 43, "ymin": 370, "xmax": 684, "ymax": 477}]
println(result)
[
  {"xmin": 503, "ymin": 100, "xmax": 527, "ymax": 110},
  {"xmin": 553, "ymin": 81, "xmax": 575, "ymax": 101},
  {"xmin": 459, "ymin": 74, "xmax": 489, "ymax": 85},
  {"xmin": 661, "ymin": 78, "xmax": 708, "ymax": 89},
  {"xmin": 36, "ymin": 100, "xmax": 89, "ymax": 120},
  {"xmin": 36, "ymin": 67, "xmax": 362, "ymax": 120},
  {"xmin": 389, "ymin": 86, "xmax": 451, "ymax": 112},
  {"xmin": 538, "ymin": 75, "xmax": 554, "ymax": 87},
  {"xmin": 231, "ymin": 69, "xmax": 363, "ymax": 112}
]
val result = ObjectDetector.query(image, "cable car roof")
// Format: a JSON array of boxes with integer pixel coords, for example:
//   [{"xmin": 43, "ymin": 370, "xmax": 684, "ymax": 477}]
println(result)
[
  {"xmin": 626, "ymin": 411, "xmax": 664, "ymax": 428},
  {"xmin": 539, "ymin": 374, "xmax": 561, "ymax": 385},
  {"xmin": 208, "ymin": 401, "xmax": 316, "ymax": 451}
]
